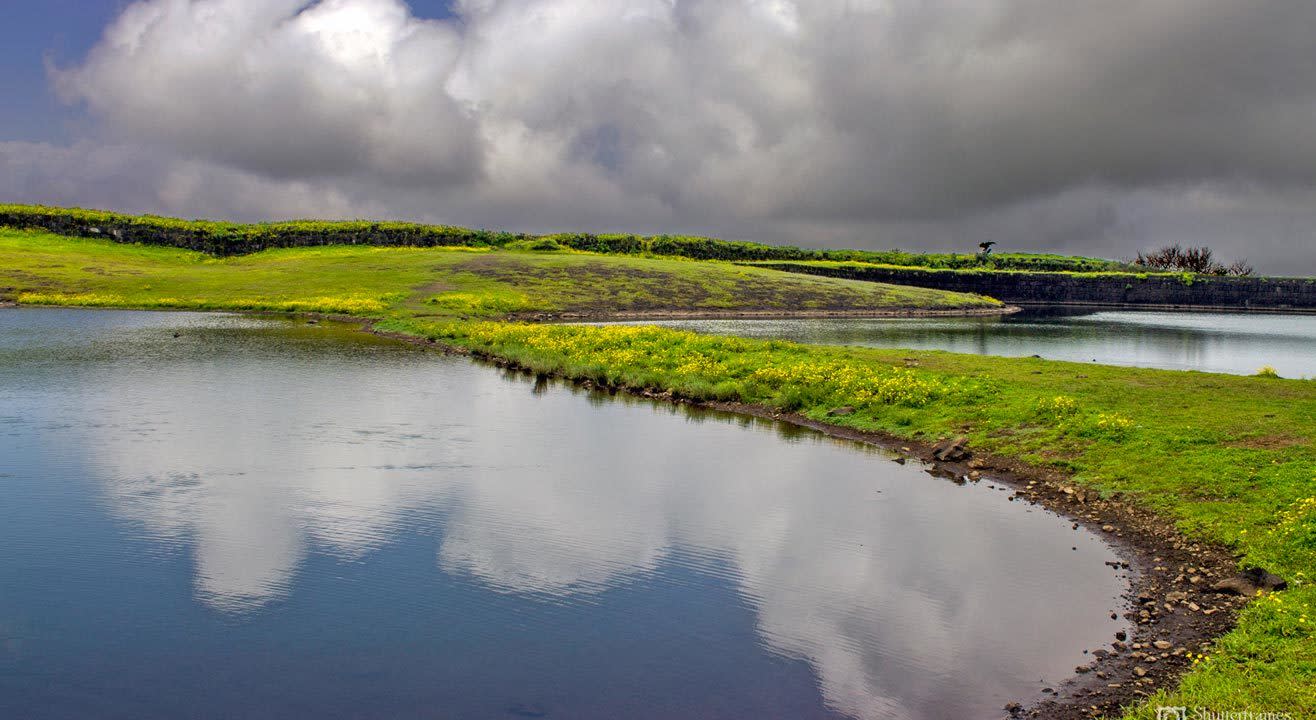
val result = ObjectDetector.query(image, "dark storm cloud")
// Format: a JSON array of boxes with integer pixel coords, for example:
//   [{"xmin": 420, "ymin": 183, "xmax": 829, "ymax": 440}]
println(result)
[
  {"xmin": 4, "ymin": 0, "xmax": 1316, "ymax": 273},
  {"xmin": 783, "ymin": 1, "xmax": 1316, "ymax": 220}
]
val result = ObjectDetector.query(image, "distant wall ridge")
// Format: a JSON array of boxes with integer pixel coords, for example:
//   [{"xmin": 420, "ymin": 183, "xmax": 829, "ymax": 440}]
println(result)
[{"xmin": 757, "ymin": 263, "xmax": 1316, "ymax": 312}]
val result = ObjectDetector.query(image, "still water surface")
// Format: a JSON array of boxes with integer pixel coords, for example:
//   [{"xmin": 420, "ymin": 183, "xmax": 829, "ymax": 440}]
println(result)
[
  {"xmin": 603, "ymin": 309, "xmax": 1316, "ymax": 377},
  {"xmin": 0, "ymin": 308, "xmax": 1127, "ymax": 719}
]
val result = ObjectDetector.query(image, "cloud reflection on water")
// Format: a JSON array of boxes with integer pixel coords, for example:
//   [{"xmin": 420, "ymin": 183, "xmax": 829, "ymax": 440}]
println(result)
[{"xmin": 22, "ymin": 315, "xmax": 1128, "ymax": 720}]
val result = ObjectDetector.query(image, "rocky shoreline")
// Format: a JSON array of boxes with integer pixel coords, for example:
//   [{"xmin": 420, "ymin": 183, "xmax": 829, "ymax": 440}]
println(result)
[{"xmin": 759, "ymin": 418, "xmax": 1250, "ymax": 720}]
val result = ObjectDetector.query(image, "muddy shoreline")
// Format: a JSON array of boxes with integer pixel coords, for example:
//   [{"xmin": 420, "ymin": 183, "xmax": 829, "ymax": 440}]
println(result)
[
  {"xmin": 366, "ymin": 320, "xmax": 1246, "ymax": 720},
  {"xmin": 702, "ymin": 404, "xmax": 1244, "ymax": 720}
]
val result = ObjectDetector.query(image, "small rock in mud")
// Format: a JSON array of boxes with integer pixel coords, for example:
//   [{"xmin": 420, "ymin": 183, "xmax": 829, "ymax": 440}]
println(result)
[
  {"xmin": 1212, "ymin": 567, "xmax": 1287, "ymax": 595},
  {"xmin": 931, "ymin": 435, "xmax": 971, "ymax": 462}
]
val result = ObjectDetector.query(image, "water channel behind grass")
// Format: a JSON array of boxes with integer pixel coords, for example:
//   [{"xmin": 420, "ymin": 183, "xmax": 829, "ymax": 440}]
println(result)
[{"xmin": 596, "ymin": 308, "xmax": 1316, "ymax": 377}]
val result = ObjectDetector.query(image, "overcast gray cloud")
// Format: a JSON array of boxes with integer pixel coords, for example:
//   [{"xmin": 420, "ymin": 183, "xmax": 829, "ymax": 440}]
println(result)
[{"xmin": 3, "ymin": 0, "xmax": 1316, "ymax": 272}]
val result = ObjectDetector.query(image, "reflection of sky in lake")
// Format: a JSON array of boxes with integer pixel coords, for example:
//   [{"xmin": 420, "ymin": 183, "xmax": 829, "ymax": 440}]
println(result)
[
  {"xmin": 598, "ymin": 309, "xmax": 1316, "ymax": 377},
  {"xmin": 0, "ymin": 309, "xmax": 1128, "ymax": 720}
]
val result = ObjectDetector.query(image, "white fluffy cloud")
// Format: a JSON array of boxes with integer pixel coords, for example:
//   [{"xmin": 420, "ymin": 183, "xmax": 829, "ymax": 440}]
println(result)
[
  {"xmin": 5, "ymin": 0, "xmax": 1316, "ymax": 271},
  {"xmin": 55, "ymin": 0, "xmax": 478, "ymax": 183}
]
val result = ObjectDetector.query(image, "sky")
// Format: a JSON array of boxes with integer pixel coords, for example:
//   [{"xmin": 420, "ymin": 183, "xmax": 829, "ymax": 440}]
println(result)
[{"xmin": 2, "ymin": 0, "xmax": 1315, "ymax": 273}]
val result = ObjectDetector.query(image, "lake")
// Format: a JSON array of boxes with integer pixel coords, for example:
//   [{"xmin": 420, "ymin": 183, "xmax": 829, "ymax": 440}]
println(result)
[
  {"xmin": 599, "ymin": 308, "xmax": 1316, "ymax": 377},
  {"xmin": 0, "ymin": 308, "xmax": 1127, "ymax": 719}
]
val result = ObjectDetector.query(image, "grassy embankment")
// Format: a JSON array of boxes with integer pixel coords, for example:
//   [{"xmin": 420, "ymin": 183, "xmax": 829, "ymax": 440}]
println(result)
[
  {"xmin": 0, "ymin": 228, "xmax": 998, "ymax": 317},
  {"xmin": 2, "ymin": 223, "xmax": 1314, "ymax": 717}
]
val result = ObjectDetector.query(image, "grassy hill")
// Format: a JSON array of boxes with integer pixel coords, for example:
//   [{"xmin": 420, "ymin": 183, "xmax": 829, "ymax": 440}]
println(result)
[{"xmin": 0, "ymin": 228, "xmax": 1001, "ymax": 318}]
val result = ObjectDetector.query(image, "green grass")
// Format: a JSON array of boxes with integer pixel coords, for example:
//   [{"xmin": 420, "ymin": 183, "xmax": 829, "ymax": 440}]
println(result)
[
  {"xmin": 0, "ymin": 228, "xmax": 999, "ymax": 317},
  {"xmin": 3, "ymin": 223, "xmax": 1313, "ymax": 717}
]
